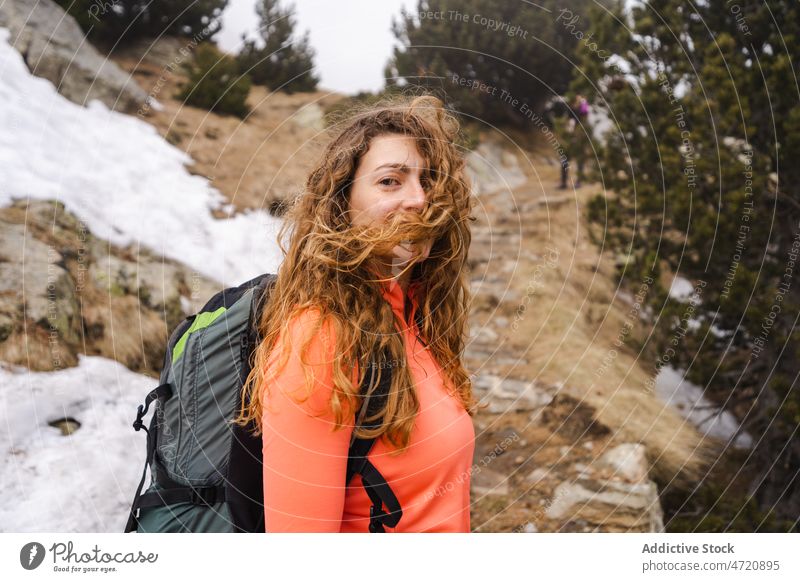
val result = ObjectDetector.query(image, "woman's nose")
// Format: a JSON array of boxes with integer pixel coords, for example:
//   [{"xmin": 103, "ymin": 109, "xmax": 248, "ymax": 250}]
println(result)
[{"xmin": 401, "ymin": 178, "xmax": 427, "ymax": 211}]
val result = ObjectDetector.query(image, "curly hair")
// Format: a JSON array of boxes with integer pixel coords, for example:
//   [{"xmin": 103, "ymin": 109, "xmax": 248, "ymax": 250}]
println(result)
[{"xmin": 233, "ymin": 94, "xmax": 477, "ymax": 453}]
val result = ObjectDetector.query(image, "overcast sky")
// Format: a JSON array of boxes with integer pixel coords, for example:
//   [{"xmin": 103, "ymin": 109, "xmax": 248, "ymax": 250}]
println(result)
[{"xmin": 216, "ymin": 0, "xmax": 417, "ymax": 95}]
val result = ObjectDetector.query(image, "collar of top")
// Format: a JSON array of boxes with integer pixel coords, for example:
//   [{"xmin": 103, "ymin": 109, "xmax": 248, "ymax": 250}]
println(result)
[{"xmin": 365, "ymin": 265, "xmax": 423, "ymax": 330}]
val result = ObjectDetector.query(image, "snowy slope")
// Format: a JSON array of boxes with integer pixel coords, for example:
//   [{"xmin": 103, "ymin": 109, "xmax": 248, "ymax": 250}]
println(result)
[
  {"xmin": 0, "ymin": 27, "xmax": 284, "ymax": 287},
  {"xmin": 0, "ymin": 357, "xmax": 154, "ymax": 532}
]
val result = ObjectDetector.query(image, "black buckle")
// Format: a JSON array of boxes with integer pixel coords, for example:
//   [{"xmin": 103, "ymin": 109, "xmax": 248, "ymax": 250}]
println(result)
[
  {"xmin": 132, "ymin": 405, "xmax": 146, "ymax": 431},
  {"xmin": 133, "ymin": 384, "xmax": 172, "ymax": 432},
  {"xmin": 368, "ymin": 505, "xmax": 387, "ymax": 533},
  {"xmin": 189, "ymin": 487, "xmax": 217, "ymax": 507}
]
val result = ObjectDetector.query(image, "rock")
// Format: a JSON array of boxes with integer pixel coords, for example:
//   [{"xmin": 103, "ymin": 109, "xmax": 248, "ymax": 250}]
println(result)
[
  {"xmin": 545, "ymin": 458, "xmax": 665, "ymax": 532},
  {"xmin": 472, "ymin": 325, "xmax": 499, "ymax": 342},
  {"xmin": 292, "ymin": 102, "xmax": 326, "ymax": 131},
  {"xmin": 0, "ymin": 199, "xmax": 219, "ymax": 374},
  {"xmin": 471, "ymin": 373, "xmax": 555, "ymax": 413},
  {"xmin": 0, "ymin": 210, "xmax": 82, "ymax": 370},
  {"xmin": 465, "ymin": 142, "xmax": 527, "ymax": 196},
  {"xmin": 0, "ymin": 0, "xmax": 149, "ymax": 112},
  {"xmin": 596, "ymin": 443, "xmax": 650, "ymax": 483},
  {"xmin": 0, "ymin": 222, "xmax": 80, "ymax": 343},
  {"xmin": 88, "ymin": 239, "xmax": 219, "ymax": 315},
  {"xmin": 526, "ymin": 467, "xmax": 549, "ymax": 484},
  {"xmin": 48, "ymin": 416, "xmax": 81, "ymax": 436},
  {"xmin": 471, "ymin": 466, "xmax": 509, "ymax": 497}
]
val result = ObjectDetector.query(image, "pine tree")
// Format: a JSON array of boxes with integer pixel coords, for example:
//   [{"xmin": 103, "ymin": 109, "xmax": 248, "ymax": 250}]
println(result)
[
  {"xmin": 573, "ymin": 0, "xmax": 800, "ymax": 529},
  {"xmin": 177, "ymin": 43, "xmax": 251, "ymax": 118},
  {"xmin": 236, "ymin": 0, "xmax": 319, "ymax": 94},
  {"xmin": 54, "ymin": 0, "xmax": 229, "ymax": 48},
  {"xmin": 385, "ymin": 0, "xmax": 600, "ymax": 123}
]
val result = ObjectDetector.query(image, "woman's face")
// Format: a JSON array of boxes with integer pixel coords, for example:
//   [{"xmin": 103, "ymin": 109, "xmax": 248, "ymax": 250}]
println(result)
[{"xmin": 348, "ymin": 133, "xmax": 433, "ymax": 266}]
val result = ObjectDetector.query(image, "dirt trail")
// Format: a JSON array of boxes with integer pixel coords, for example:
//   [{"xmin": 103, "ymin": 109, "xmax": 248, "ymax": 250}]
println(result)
[{"xmin": 464, "ymin": 135, "xmax": 711, "ymax": 531}]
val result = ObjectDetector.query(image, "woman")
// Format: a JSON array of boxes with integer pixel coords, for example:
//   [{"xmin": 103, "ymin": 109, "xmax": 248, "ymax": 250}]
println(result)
[{"xmin": 234, "ymin": 94, "xmax": 478, "ymax": 532}]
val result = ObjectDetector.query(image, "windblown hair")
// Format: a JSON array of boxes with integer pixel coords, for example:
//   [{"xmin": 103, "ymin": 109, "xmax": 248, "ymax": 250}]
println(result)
[{"xmin": 234, "ymin": 94, "xmax": 477, "ymax": 453}]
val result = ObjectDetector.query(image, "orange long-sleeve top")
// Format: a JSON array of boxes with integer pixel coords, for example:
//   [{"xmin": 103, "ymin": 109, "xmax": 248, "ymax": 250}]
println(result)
[{"xmin": 260, "ymin": 277, "xmax": 475, "ymax": 532}]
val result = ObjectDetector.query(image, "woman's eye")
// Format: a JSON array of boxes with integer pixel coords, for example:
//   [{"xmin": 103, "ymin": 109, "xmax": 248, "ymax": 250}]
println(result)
[{"xmin": 379, "ymin": 177, "xmax": 400, "ymax": 187}]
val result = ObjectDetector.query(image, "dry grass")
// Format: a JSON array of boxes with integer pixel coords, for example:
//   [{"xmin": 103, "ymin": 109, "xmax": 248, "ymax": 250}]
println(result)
[{"xmin": 113, "ymin": 50, "xmax": 348, "ymax": 213}]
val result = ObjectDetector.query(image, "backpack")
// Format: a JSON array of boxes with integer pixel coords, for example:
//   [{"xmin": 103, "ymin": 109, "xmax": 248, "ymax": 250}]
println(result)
[{"xmin": 124, "ymin": 272, "xmax": 402, "ymax": 533}]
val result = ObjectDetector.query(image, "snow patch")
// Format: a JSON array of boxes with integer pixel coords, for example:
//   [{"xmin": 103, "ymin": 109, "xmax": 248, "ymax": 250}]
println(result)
[
  {"xmin": 655, "ymin": 366, "xmax": 753, "ymax": 449},
  {"xmin": 0, "ymin": 27, "xmax": 283, "ymax": 286},
  {"xmin": 668, "ymin": 276, "xmax": 696, "ymax": 302},
  {"xmin": 0, "ymin": 357, "xmax": 155, "ymax": 532}
]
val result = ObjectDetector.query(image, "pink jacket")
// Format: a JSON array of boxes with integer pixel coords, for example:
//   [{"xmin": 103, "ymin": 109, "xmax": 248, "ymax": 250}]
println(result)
[{"xmin": 260, "ymin": 277, "xmax": 475, "ymax": 532}]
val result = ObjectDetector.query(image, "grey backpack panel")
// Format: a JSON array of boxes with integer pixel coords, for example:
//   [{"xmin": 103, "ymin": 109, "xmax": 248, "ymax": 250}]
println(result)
[{"xmin": 165, "ymin": 290, "xmax": 254, "ymax": 485}]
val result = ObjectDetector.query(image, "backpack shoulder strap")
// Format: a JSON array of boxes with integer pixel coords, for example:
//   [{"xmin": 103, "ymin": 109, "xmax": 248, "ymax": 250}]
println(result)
[
  {"xmin": 240, "ymin": 274, "xmax": 277, "ymax": 383},
  {"xmin": 346, "ymin": 353, "xmax": 403, "ymax": 532}
]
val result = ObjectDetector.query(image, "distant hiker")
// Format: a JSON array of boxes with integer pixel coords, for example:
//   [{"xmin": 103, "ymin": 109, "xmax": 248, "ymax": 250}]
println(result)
[{"xmin": 559, "ymin": 94, "xmax": 591, "ymax": 189}]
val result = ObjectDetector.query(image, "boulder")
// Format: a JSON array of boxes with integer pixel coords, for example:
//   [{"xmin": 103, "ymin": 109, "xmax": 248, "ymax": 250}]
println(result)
[
  {"xmin": 0, "ymin": 222, "xmax": 80, "ymax": 343},
  {"xmin": 465, "ymin": 142, "xmax": 527, "ymax": 196},
  {"xmin": 471, "ymin": 466, "xmax": 510, "ymax": 497},
  {"xmin": 545, "ymin": 443, "xmax": 665, "ymax": 532},
  {"xmin": 595, "ymin": 443, "xmax": 650, "ymax": 483},
  {"xmin": 546, "ymin": 477, "xmax": 665, "ymax": 532},
  {"xmin": 0, "ymin": 199, "xmax": 219, "ymax": 374},
  {"xmin": 0, "ymin": 0, "xmax": 148, "ymax": 112},
  {"xmin": 472, "ymin": 372, "xmax": 555, "ymax": 414},
  {"xmin": 292, "ymin": 102, "xmax": 326, "ymax": 132}
]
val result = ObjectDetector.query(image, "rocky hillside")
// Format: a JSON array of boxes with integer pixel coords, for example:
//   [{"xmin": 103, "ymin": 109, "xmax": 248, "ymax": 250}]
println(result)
[
  {"xmin": 0, "ymin": 199, "xmax": 220, "ymax": 375},
  {"xmin": 112, "ymin": 36, "xmax": 345, "ymax": 214}
]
